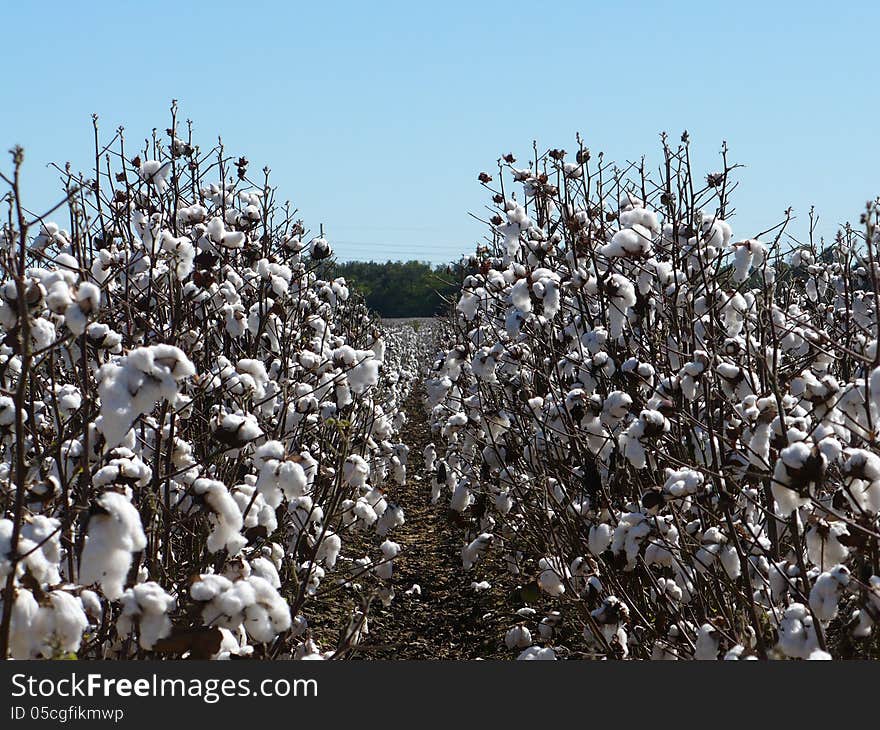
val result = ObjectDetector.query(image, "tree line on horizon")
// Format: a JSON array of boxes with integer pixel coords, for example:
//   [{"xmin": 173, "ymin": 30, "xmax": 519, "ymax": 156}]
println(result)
[{"xmin": 332, "ymin": 260, "xmax": 463, "ymax": 317}]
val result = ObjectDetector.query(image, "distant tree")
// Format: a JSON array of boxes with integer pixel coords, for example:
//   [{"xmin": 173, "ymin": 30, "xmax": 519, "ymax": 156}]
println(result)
[{"xmin": 333, "ymin": 260, "xmax": 461, "ymax": 317}]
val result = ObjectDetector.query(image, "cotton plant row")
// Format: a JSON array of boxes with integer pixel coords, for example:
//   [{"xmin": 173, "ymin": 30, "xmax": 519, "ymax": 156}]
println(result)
[
  {"xmin": 0, "ymin": 115, "xmax": 422, "ymax": 660},
  {"xmin": 426, "ymin": 136, "xmax": 880, "ymax": 659}
]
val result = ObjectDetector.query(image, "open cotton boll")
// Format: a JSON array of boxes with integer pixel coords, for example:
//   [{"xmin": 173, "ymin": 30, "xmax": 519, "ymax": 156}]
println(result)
[
  {"xmin": 193, "ymin": 478, "xmax": 247, "ymax": 555},
  {"xmin": 347, "ymin": 351, "xmax": 381, "ymax": 394},
  {"xmin": 250, "ymin": 556, "xmax": 281, "ymax": 589},
  {"xmin": 256, "ymin": 456, "xmax": 308, "ymax": 509},
  {"xmin": 694, "ymin": 624, "xmax": 720, "ymax": 660},
  {"xmin": 299, "ymin": 562, "xmax": 326, "ymax": 596},
  {"xmin": 191, "ymin": 574, "xmax": 291, "ymax": 644},
  {"xmin": 510, "ymin": 278, "xmax": 532, "ymax": 313},
  {"xmin": 343, "ymin": 455, "xmax": 370, "ymax": 489},
  {"xmin": 842, "ymin": 448, "xmax": 880, "ymax": 513},
  {"xmin": 456, "ymin": 290, "xmax": 480, "ymax": 320},
  {"xmin": 210, "ymin": 410, "xmax": 263, "ymax": 449},
  {"xmin": 771, "ymin": 440, "xmax": 823, "ymax": 515},
  {"xmin": 732, "ymin": 239, "xmax": 766, "ymax": 283},
  {"xmin": 138, "ymin": 160, "xmax": 171, "ymax": 191},
  {"xmin": 505, "ymin": 624, "xmax": 532, "ymax": 649},
  {"xmin": 309, "ymin": 237, "xmax": 332, "ymax": 260},
  {"xmin": 96, "ymin": 345, "xmax": 195, "ymax": 450},
  {"xmin": 79, "ymin": 491, "xmax": 147, "ymax": 600},
  {"xmin": 375, "ymin": 539, "xmax": 401, "ymax": 580},
  {"xmin": 450, "ymin": 478, "xmax": 472, "ymax": 513},
  {"xmin": 351, "ymin": 498, "xmax": 378, "ymax": 528},
  {"xmin": 117, "ymin": 582, "xmax": 174, "ymax": 650},
  {"xmin": 9, "ymin": 589, "xmax": 40, "ymax": 659},
  {"xmin": 20, "ymin": 515, "xmax": 63, "ymax": 585},
  {"xmin": 537, "ymin": 557, "xmax": 567, "ymax": 596},
  {"xmin": 776, "ymin": 603, "xmax": 820, "ymax": 659},
  {"xmin": 589, "ymin": 523, "xmax": 614, "ymax": 555},
  {"xmin": 462, "ymin": 533, "xmax": 493, "ymax": 570},
  {"xmin": 517, "ymin": 646, "xmax": 557, "ymax": 660},
  {"xmin": 376, "ymin": 504, "xmax": 405, "ymax": 536},
  {"xmin": 315, "ymin": 532, "xmax": 342, "ymax": 569},
  {"xmin": 601, "ymin": 224, "xmax": 654, "ymax": 258},
  {"xmin": 809, "ymin": 565, "xmax": 850, "ymax": 621},
  {"xmin": 805, "ymin": 520, "xmax": 850, "ymax": 570},
  {"xmin": 14, "ymin": 590, "xmax": 89, "ymax": 659},
  {"xmin": 605, "ymin": 274, "xmax": 636, "ymax": 340}
]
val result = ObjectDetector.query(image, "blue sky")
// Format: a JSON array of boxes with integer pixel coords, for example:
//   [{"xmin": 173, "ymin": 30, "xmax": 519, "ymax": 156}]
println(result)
[{"xmin": 0, "ymin": 1, "xmax": 874, "ymax": 263}]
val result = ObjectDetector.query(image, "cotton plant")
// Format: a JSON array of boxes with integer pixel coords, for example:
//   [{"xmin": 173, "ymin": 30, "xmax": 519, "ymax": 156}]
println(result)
[
  {"xmin": 0, "ymin": 115, "xmax": 422, "ymax": 660},
  {"xmin": 426, "ymin": 139, "xmax": 880, "ymax": 659}
]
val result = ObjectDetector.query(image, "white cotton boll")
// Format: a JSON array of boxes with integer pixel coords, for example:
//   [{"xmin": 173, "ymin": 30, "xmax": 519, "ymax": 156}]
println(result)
[
  {"xmin": 505, "ymin": 624, "xmax": 532, "ymax": 649},
  {"xmin": 517, "ymin": 646, "xmax": 557, "ymax": 660},
  {"xmin": 9, "ymin": 589, "xmax": 39, "ymax": 659},
  {"xmin": 392, "ymin": 448, "xmax": 408, "ymax": 483},
  {"xmin": 805, "ymin": 521, "xmax": 850, "ymax": 570},
  {"xmin": 424, "ymin": 443, "xmax": 436, "ymax": 472},
  {"xmin": 348, "ymin": 352, "xmax": 381, "ymax": 394},
  {"xmin": 495, "ymin": 490, "xmax": 513, "ymax": 515},
  {"xmin": 20, "ymin": 515, "xmax": 63, "ymax": 584},
  {"xmin": 869, "ymin": 365, "xmax": 880, "ymax": 419},
  {"xmin": 138, "ymin": 160, "xmax": 171, "ymax": 191},
  {"xmin": 315, "ymin": 532, "xmax": 342, "ymax": 569},
  {"xmin": 450, "ymin": 479, "xmax": 472, "ymax": 512},
  {"xmin": 80, "ymin": 491, "xmax": 147, "ymax": 600},
  {"xmin": 54, "ymin": 383, "xmax": 82, "ymax": 413},
  {"xmin": 732, "ymin": 239, "xmax": 766, "ymax": 283},
  {"xmin": 80, "ymin": 590, "xmax": 102, "ymax": 622},
  {"xmin": 343, "ymin": 455, "xmax": 370, "ymax": 489},
  {"xmin": 251, "ymin": 556, "xmax": 281, "ymax": 589},
  {"xmin": 537, "ymin": 557, "xmax": 566, "ymax": 596},
  {"xmin": 220, "ymin": 230, "xmax": 246, "ymax": 249},
  {"xmin": 96, "ymin": 345, "xmax": 195, "ymax": 450},
  {"xmin": 601, "ymin": 225, "xmax": 653, "ymax": 258},
  {"xmin": 842, "ymin": 449, "xmax": 880, "ymax": 513},
  {"xmin": 192, "ymin": 574, "xmax": 290, "ymax": 644},
  {"xmin": 352, "ymin": 499, "xmax": 378, "ymax": 527},
  {"xmin": 542, "ymin": 279, "xmax": 560, "ymax": 318},
  {"xmin": 30, "ymin": 317, "xmax": 56, "ymax": 350},
  {"xmin": 22, "ymin": 591, "xmax": 89, "ymax": 658},
  {"xmin": 605, "ymin": 274, "xmax": 636, "ymax": 340},
  {"xmin": 589, "ymin": 523, "xmax": 613, "ymax": 555},
  {"xmin": 807, "ymin": 649, "xmax": 832, "ymax": 660},
  {"xmin": 377, "ymin": 504, "xmax": 405, "ymax": 536},
  {"xmin": 375, "ymin": 539, "xmax": 400, "ymax": 580},
  {"xmin": 300, "ymin": 562, "xmax": 325, "ymax": 597},
  {"xmin": 719, "ymin": 545, "xmax": 741, "ymax": 580},
  {"xmin": 771, "ymin": 441, "xmax": 819, "ymax": 515},
  {"xmin": 456, "ymin": 291, "xmax": 480, "ymax": 320},
  {"xmin": 254, "ymin": 440, "xmax": 285, "ymax": 466},
  {"xmin": 117, "ymin": 582, "xmax": 174, "ymax": 650},
  {"xmin": 809, "ymin": 565, "xmax": 850, "ymax": 622},
  {"xmin": 462, "ymin": 533, "xmax": 493, "ymax": 570},
  {"xmin": 510, "ymin": 278, "xmax": 532, "ymax": 313},
  {"xmin": 776, "ymin": 603, "xmax": 820, "ymax": 659},
  {"xmin": 193, "ymin": 478, "xmax": 246, "ymax": 555},
  {"xmin": 694, "ymin": 624, "xmax": 720, "ymax": 660},
  {"xmin": 256, "ymin": 453, "xmax": 308, "ymax": 509}
]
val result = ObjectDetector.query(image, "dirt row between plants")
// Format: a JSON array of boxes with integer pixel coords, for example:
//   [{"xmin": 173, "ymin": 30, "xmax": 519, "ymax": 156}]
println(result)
[{"xmin": 353, "ymin": 379, "xmax": 522, "ymax": 659}]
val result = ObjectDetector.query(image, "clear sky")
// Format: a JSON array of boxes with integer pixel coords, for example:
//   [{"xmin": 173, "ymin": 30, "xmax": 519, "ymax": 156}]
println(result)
[{"xmin": 0, "ymin": 1, "xmax": 875, "ymax": 264}]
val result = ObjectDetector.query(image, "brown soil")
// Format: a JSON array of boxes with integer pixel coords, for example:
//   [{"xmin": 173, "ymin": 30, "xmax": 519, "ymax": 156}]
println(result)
[{"xmin": 353, "ymin": 380, "xmax": 522, "ymax": 659}]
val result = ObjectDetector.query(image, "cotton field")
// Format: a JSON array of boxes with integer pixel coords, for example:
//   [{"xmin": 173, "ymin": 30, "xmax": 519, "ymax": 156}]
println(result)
[
  {"xmin": 0, "ymin": 118, "xmax": 429, "ymax": 660},
  {"xmin": 2, "ymin": 120, "xmax": 880, "ymax": 661},
  {"xmin": 425, "ymin": 138, "xmax": 880, "ymax": 660}
]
